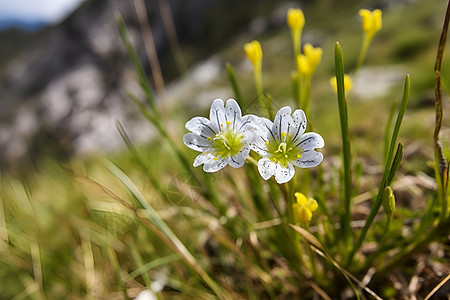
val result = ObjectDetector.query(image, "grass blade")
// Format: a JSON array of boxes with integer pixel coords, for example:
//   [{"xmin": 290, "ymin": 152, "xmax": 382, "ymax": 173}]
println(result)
[
  {"xmin": 387, "ymin": 143, "xmax": 403, "ymax": 186},
  {"xmin": 334, "ymin": 42, "xmax": 352, "ymax": 244},
  {"xmin": 225, "ymin": 62, "xmax": 243, "ymax": 106},
  {"xmin": 290, "ymin": 225, "xmax": 382, "ymax": 300},
  {"xmin": 103, "ymin": 161, "xmax": 230, "ymax": 299},
  {"xmin": 348, "ymin": 75, "xmax": 410, "ymax": 266},
  {"xmin": 116, "ymin": 13, "xmax": 160, "ymax": 119}
]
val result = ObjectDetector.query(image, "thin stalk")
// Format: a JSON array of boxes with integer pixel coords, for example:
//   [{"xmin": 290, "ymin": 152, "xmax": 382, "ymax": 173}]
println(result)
[
  {"xmin": 116, "ymin": 14, "xmax": 161, "ymax": 121},
  {"xmin": 133, "ymin": 0, "xmax": 165, "ymax": 95},
  {"xmin": 157, "ymin": 0, "xmax": 187, "ymax": 74},
  {"xmin": 354, "ymin": 34, "xmax": 372, "ymax": 74},
  {"xmin": 292, "ymin": 31, "xmax": 303, "ymax": 109},
  {"xmin": 347, "ymin": 75, "xmax": 410, "ymax": 266},
  {"xmin": 334, "ymin": 42, "xmax": 352, "ymax": 244},
  {"xmin": 300, "ymin": 76, "xmax": 311, "ymax": 118},
  {"xmin": 384, "ymin": 101, "xmax": 397, "ymax": 162},
  {"xmin": 127, "ymin": 91, "xmax": 202, "ymax": 187},
  {"xmin": 254, "ymin": 67, "xmax": 271, "ymax": 118},
  {"xmin": 291, "ymin": 30, "xmax": 302, "ymax": 63},
  {"xmin": 291, "ymin": 71, "xmax": 301, "ymax": 108},
  {"xmin": 225, "ymin": 62, "xmax": 243, "ymax": 106},
  {"xmin": 433, "ymin": 0, "xmax": 450, "ymax": 223}
]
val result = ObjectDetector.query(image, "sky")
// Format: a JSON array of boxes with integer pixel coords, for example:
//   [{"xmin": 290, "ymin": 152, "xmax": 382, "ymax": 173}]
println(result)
[{"xmin": 0, "ymin": 0, "xmax": 85, "ymax": 29}]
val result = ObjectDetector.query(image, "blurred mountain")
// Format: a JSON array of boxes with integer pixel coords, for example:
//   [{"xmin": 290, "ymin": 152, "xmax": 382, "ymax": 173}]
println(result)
[{"xmin": 0, "ymin": 0, "xmax": 296, "ymax": 170}]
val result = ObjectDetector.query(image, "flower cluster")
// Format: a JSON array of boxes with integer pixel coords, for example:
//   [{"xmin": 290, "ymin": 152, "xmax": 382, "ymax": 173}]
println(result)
[{"xmin": 184, "ymin": 99, "xmax": 324, "ymax": 184}]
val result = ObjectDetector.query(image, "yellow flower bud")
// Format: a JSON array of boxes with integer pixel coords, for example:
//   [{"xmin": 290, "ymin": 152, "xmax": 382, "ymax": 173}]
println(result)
[
  {"xmin": 359, "ymin": 9, "xmax": 382, "ymax": 38},
  {"xmin": 287, "ymin": 8, "xmax": 305, "ymax": 33},
  {"xmin": 297, "ymin": 44, "xmax": 322, "ymax": 77},
  {"xmin": 329, "ymin": 74, "xmax": 353, "ymax": 94},
  {"xmin": 292, "ymin": 192, "xmax": 318, "ymax": 223},
  {"xmin": 244, "ymin": 40, "xmax": 263, "ymax": 69},
  {"xmin": 303, "ymin": 43, "xmax": 322, "ymax": 71}
]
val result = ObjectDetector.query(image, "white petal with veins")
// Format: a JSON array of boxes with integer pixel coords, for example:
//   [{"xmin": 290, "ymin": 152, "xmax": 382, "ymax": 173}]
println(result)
[
  {"xmin": 293, "ymin": 150, "xmax": 323, "ymax": 168},
  {"xmin": 258, "ymin": 157, "xmax": 276, "ymax": 180},
  {"xmin": 275, "ymin": 162, "xmax": 295, "ymax": 184},
  {"xmin": 183, "ymin": 133, "xmax": 212, "ymax": 152},
  {"xmin": 294, "ymin": 132, "xmax": 324, "ymax": 150}
]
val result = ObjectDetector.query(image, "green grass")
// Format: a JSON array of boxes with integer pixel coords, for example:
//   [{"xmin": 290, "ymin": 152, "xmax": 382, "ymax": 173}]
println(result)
[{"xmin": 1, "ymin": 0, "xmax": 450, "ymax": 299}]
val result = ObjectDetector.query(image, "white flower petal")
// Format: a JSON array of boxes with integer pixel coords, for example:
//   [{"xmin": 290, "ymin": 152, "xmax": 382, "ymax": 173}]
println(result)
[
  {"xmin": 289, "ymin": 109, "xmax": 307, "ymax": 143},
  {"xmin": 193, "ymin": 152, "xmax": 215, "ymax": 167},
  {"xmin": 272, "ymin": 106, "xmax": 292, "ymax": 141},
  {"xmin": 256, "ymin": 116, "xmax": 274, "ymax": 141},
  {"xmin": 249, "ymin": 118, "xmax": 270, "ymax": 155},
  {"xmin": 209, "ymin": 98, "xmax": 227, "ymax": 132},
  {"xmin": 251, "ymin": 137, "xmax": 269, "ymax": 156},
  {"xmin": 185, "ymin": 116, "xmax": 217, "ymax": 136},
  {"xmin": 183, "ymin": 133, "xmax": 212, "ymax": 152},
  {"xmin": 229, "ymin": 145, "xmax": 250, "ymax": 168},
  {"xmin": 257, "ymin": 157, "xmax": 276, "ymax": 180},
  {"xmin": 225, "ymin": 99, "xmax": 242, "ymax": 130},
  {"xmin": 274, "ymin": 162, "xmax": 295, "ymax": 184},
  {"xmin": 293, "ymin": 132, "xmax": 324, "ymax": 150},
  {"xmin": 293, "ymin": 150, "xmax": 324, "ymax": 168},
  {"xmin": 203, "ymin": 157, "xmax": 229, "ymax": 172},
  {"xmin": 239, "ymin": 114, "xmax": 261, "ymax": 142}
]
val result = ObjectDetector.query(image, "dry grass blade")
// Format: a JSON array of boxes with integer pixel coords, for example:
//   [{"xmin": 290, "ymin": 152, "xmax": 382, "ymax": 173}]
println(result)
[
  {"xmin": 434, "ymin": 0, "xmax": 450, "ymax": 222},
  {"xmin": 76, "ymin": 173, "xmax": 230, "ymax": 300},
  {"xmin": 305, "ymin": 281, "xmax": 332, "ymax": 300},
  {"xmin": 289, "ymin": 224, "xmax": 382, "ymax": 300},
  {"xmin": 424, "ymin": 273, "xmax": 450, "ymax": 300},
  {"xmin": 133, "ymin": 0, "xmax": 165, "ymax": 95}
]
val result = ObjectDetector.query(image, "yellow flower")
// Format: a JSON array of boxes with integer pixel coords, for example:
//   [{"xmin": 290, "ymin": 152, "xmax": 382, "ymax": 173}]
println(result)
[
  {"xmin": 297, "ymin": 54, "xmax": 309, "ymax": 76},
  {"xmin": 329, "ymin": 74, "xmax": 353, "ymax": 94},
  {"xmin": 244, "ymin": 40, "xmax": 263, "ymax": 69},
  {"xmin": 304, "ymin": 43, "xmax": 322, "ymax": 70},
  {"xmin": 359, "ymin": 9, "xmax": 382, "ymax": 38},
  {"xmin": 297, "ymin": 44, "xmax": 322, "ymax": 76},
  {"xmin": 292, "ymin": 192, "xmax": 318, "ymax": 223},
  {"xmin": 287, "ymin": 8, "xmax": 305, "ymax": 33}
]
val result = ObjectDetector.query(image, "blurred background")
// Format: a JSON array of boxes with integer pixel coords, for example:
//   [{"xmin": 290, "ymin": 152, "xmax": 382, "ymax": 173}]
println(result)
[{"xmin": 0, "ymin": 0, "xmax": 448, "ymax": 173}]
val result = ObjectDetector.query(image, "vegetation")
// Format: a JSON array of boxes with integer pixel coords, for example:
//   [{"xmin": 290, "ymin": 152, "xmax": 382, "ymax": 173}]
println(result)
[{"xmin": 1, "ymin": 0, "xmax": 449, "ymax": 299}]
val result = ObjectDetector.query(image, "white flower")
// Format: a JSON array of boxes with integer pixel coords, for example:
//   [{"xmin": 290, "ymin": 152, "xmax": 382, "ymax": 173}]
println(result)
[
  {"xmin": 183, "ymin": 98, "xmax": 258, "ymax": 172},
  {"xmin": 251, "ymin": 106, "xmax": 324, "ymax": 184}
]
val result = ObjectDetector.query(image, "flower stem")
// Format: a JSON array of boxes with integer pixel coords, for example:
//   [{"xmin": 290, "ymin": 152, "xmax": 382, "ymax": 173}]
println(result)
[{"xmin": 354, "ymin": 34, "xmax": 372, "ymax": 74}]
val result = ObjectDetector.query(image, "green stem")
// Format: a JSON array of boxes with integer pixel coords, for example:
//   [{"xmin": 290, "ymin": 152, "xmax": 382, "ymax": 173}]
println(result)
[
  {"xmin": 291, "ymin": 31, "xmax": 302, "ymax": 62},
  {"xmin": 354, "ymin": 34, "xmax": 372, "ymax": 74},
  {"xmin": 434, "ymin": 0, "xmax": 450, "ymax": 223},
  {"xmin": 300, "ymin": 76, "xmax": 311, "ymax": 118},
  {"xmin": 347, "ymin": 75, "xmax": 410, "ymax": 267},
  {"xmin": 225, "ymin": 62, "xmax": 243, "ymax": 106},
  {"xmin": 335, "ymin": 42, "xmax": 352, "ymax": 245},
  {"xmin": 254, "ymin": 67, "xmax": 271, "ymax": 118}
]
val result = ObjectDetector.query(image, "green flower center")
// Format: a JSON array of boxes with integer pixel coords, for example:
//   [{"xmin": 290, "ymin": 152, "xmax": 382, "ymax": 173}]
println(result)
[
  {"xmin": 267, "ymin": 132, "xmax": 302, "ymax": 166},
  {"xmin": 212, "ymin": 126, "xmax": 244, "ymax": 158}
]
